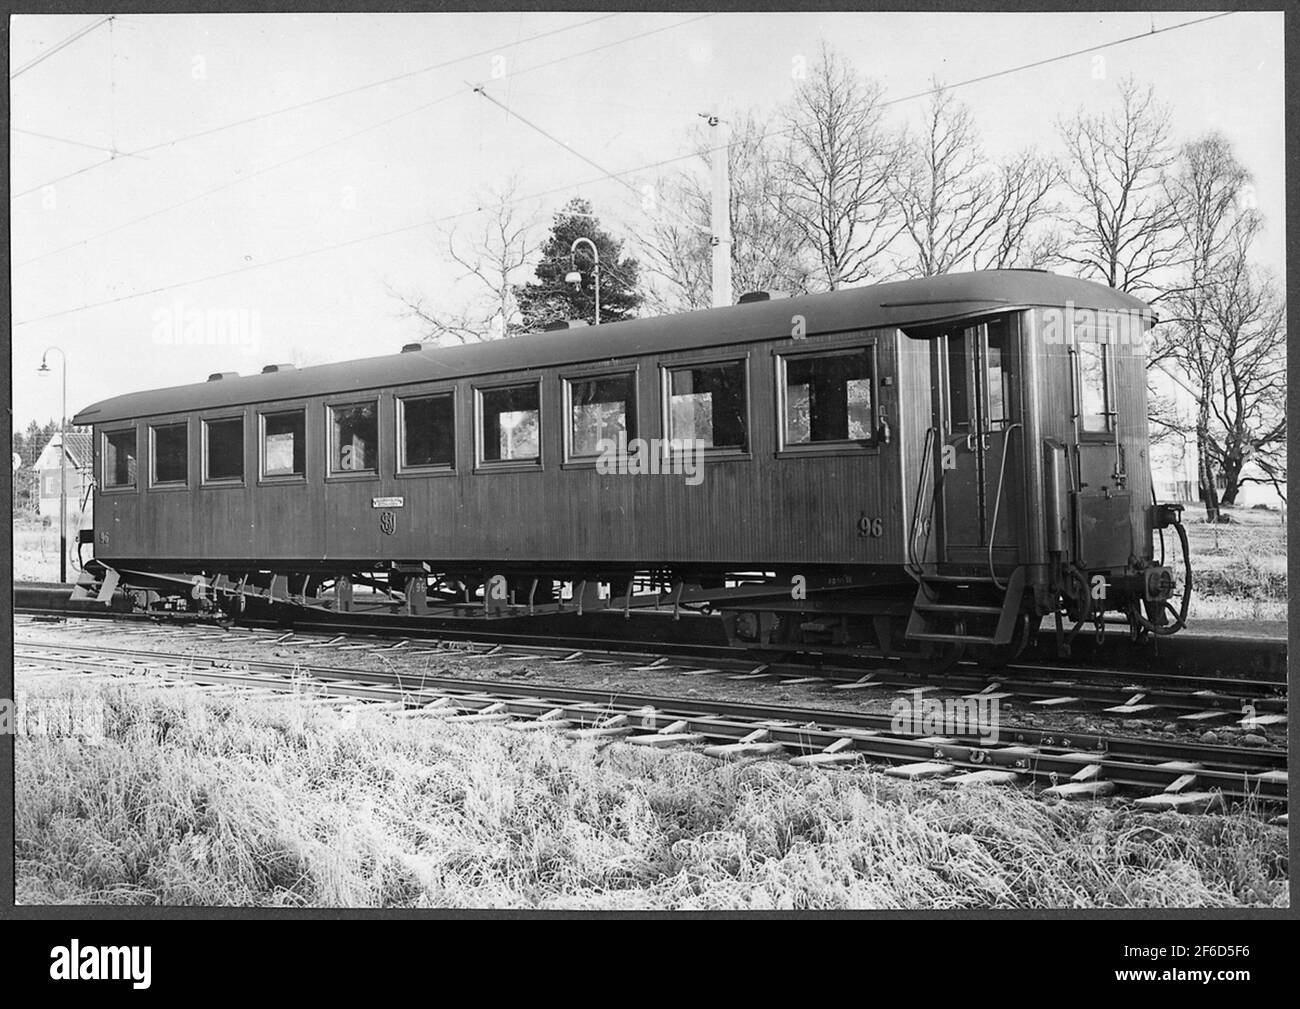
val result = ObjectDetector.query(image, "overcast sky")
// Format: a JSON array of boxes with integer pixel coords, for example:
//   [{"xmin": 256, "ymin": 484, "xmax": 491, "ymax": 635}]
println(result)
[{"xmin": 9, "ymin": 10, "xmax": 1285, "ymax": 427}]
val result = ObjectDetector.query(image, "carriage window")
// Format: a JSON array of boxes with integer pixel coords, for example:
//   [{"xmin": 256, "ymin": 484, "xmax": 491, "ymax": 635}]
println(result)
[
  {"xmin": 329, "ymin": 402, "xmax": 378, "ymax": 475},
  {"xmin": 946, "ymin": 329, "xmax": 970, "ymax": 430},
  {"xmin": 104, "ymin": 429, "xmax": 137, "ymax": 488},
  {"xmin": 204, "ymin": 417, "xmax": 244, "ymax": 483},
  {"xmin": 151, "ymin": 423, "xmax": 188, "ymax": 486},
  {"xmin": 262, "ymin": 409, "xmax": 306, "ymax": 477},
  {"xmin": 400, "ymin": 394, "xmax": 455, "ymax": 470},
  {"xmin": 782, "ymin": 349, "xmax": 874, "ymax": 445},
  {"xmin": 1078, "ymin": 342, "xmax": 1112, "ymax": 432},
  {"xmin": 479, "ymin": 384, "xmax": 540, "ymax": 463},
  {"xmin": 568, "ymin": 374, "xmax": 636, "ymax": 458},
  {"xmin": 667, "ymin": 361, "xmax": 748, "ymax": 450},
  {"xmin": 985, "ymin": 317, "xmax": 1012, "ymax": 430}
]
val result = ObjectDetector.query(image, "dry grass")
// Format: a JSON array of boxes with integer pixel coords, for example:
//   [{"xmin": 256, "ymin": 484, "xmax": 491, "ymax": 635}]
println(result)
[
  {"xmin": 1179, "ymin": 506, "xmax": 1288, "ymax": 621},
  {"xmin": 15, "ymin": 676, "xmax": 1289, "ymax": 909}
]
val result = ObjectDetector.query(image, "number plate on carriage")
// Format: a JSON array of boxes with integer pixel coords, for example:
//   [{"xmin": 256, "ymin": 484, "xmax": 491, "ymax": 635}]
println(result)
[{"xmin": 371, "ymin": 496, "xmax": 404, "ymax": 508}]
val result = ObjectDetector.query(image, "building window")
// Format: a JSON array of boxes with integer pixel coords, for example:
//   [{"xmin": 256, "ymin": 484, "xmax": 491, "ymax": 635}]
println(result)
[
  {"xmin": 781, "ymin": 348, "xmax": 875, "ymax": 445},
  {"xmin": 1077, "ymin": 342, "xmax": 1112, "ymax": 433},
  {"xmin": 478, "ymin": 384, "xmax": 540, "ymax": 464},
  {"xmin": 203, "ymin": 417, "xmax": 244, "ymax": 483},
  {"xmin": 262, "ymin": 410, "xmax": 306, "ymax": 478},
  {"xmin": 567, "ymin": 373, "xmax": 636, "ymax": 459},
  {"xmin": 104, "ymin": 429, "xmax": 137, "ymax": 488},
  {"xmin": 328, "ymin": 402, "xmax": 378, "ymax": 475},
  {"xmin": 667, "ymin": 361, "xmax": 748, "ymax": 450},
  {"xmin": 151, "ymin": 423, "xmax": 188, "ymax": 486},
  {"xmin": 399, "ymin": 394, "xmax": 455, "ymax": 470}
]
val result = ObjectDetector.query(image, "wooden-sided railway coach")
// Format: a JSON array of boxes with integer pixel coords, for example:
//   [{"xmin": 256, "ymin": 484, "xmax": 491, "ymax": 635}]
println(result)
[{"xmin": 72, "ymin": 270, "xmax": 1190, "ymax": 666}]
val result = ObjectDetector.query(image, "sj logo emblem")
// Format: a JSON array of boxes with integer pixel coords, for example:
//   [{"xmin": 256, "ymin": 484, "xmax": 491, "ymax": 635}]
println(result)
[{"xmin": 379, "ymin": 511, "xmax": 396, "ymax": 536}]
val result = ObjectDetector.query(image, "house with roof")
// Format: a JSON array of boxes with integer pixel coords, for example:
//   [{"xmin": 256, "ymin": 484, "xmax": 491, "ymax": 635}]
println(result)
[{"xmin": 32, "ymin": 431, "xmax": 93, "ymax": 520}]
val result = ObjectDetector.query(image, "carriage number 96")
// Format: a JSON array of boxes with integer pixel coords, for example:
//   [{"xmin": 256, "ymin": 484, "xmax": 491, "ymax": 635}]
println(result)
[{"xmin": 857, "ymin": 515, "xmax": 884, "ymax": 538}]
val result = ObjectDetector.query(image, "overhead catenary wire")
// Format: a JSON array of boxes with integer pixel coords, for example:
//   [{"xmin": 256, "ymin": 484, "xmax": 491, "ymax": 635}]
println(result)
[
  {"xmin": 9, "ymin": 12, "xmax": 622, "ymax": 201},
  {"xmin": 14, "ymin": 13, "xmax": 717, "ymax": 269},
  {"xmin": 10, "ymin": 15, "xmax": 113, "ymax": 80},
  {"xmin": 13, "ymin": 11, "xmax": 1232, "ymax": 328}
]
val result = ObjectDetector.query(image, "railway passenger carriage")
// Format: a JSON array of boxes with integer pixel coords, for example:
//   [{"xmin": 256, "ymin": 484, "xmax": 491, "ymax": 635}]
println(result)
[{"xmin": 73, "ymin": 270, "xmax": 1189, "ymax": 667}]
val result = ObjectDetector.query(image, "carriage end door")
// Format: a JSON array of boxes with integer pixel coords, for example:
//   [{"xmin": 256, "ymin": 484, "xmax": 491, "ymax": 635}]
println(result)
[{"xmin": 932, "ymin": 318, "xmax": 1019, "ymax": 565}]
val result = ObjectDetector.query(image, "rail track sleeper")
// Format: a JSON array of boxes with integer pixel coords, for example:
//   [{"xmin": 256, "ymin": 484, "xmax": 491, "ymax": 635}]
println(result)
[
  {"xmin": 627, "ymin": 732, "xmax": 708, "ymax": 747},
  {"xmin": 1043, "ymin": 780, "xmax": 1116, "ymax": 799},
  {"xmin": 1239, "ymin": 713, "xmax": 1287, "ymax": 727},
  {"xmin": 1133, "ymin": 791, "xmax": 1224, "ymax": 813},
  {"xmin": 1031, "ymin": 696, "xmax": 1081, "ymax": 708},
  {"xmin": 566, "ymin": 726, "xmax": 636, "ymax": 740},
  {"xmin": 886, "ymin": 761, "xmax": 956, "ymax": 780},
  {"xmin": 1104, "ymin": 703, "xmax": 1160, "ymax": 715},
  {"xmin": 1178, "ymin": 710, "xmax": 1233, "ymax": 722},
  {"xmin": 1164, "ymin": 773, "xmax": 1200, "ymax": 794},
  {"xmin": 943, "ymin": 769, "xmax": 1022, "ymax": 787},
  {"xmin": 789, "ymin": 751, "xmax": 862, "ymax": 767},
  {"xmin": 703, "ymin": 741, "xmax": 787, "ymax": 760}
]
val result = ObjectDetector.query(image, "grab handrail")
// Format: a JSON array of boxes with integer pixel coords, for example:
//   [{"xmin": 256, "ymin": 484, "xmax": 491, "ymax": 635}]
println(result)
[
  {"xmin": 907, "ymin": 427, "xmax": 937, "ymax": 576},
  {"xmin": 986, "ymin": 422, "xmax": 1023, "ymax": 590}
]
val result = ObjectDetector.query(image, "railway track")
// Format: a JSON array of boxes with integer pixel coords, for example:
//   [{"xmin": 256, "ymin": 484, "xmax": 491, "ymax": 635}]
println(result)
[
  {"xmin": 13, "ymin": 611, "xmax": 1286, "ymax": 731},
  {"xmin": 14, "ymin": 630, "xmax": 1288, "ymax": 817}
]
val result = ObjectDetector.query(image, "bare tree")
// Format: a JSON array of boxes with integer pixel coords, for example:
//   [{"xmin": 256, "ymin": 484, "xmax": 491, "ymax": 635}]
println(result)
[
  {"xmin": 1152, "ymin": 134, "xmax": 1277, "ymax": 517},
  {"xmin": 389, "ymin": 176, "xmax": 543, "ymax": 343},
  {"xmin": 640, "ymin": 111, "xmax": 814, "ymax": 313},
  {"xmin": 778, "ymin": 44, "xmax": 904, "ymax": 290},
  {"xmin": 893, "ymin": 85, "xmax": 1061, "ymax": 277},
  {"xmin": 1056, "ymin": 77, "xmax": 1181, "ymax": 298},
  {"xmin": 1185, "ymin": 221, "xmax": 1286, "ymax": 505}
]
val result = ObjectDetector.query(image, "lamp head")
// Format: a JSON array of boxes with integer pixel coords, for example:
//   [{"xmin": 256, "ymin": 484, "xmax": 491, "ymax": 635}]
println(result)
[{"xmin": 564, "ymin": 270, "xmax": 582, "ymax": 287}]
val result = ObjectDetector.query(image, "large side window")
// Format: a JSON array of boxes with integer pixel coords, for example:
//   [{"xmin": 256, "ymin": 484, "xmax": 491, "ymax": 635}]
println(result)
[
  {"xmin": 203, "ymin": 417, "xmax": 244, "ymax": 483},
  {"xmin": 666, "ymin": 360, "xmax": 748, "ymax": 450},
  {"xmin": 328, "ymin": 401, "xmax": 378, "ymax": 475},
  {"xmin": 151, "ymin": 422, "xmax": 188, "ymax": 486},
  {"xmin": 399, "ymin": 393, "xmax": 456, "ymax": 470},
  {"xmin": 261, "ymin": 409, "xmax": 306, "ymax": 478},
  {"xmin": 478, "ymin": 383, "xmax": 540, "ymax": 464},
  {"xmin": 103, "ymin": 429, "xmax": 137, "ymax": 488},
  {"xmin": 781, "ymin": 347, "xmax": 875, "ymax": 446},
  {"xmin": 567, "ymin": 373, "xmax": 636, "ymax": 459},
  {"xmin": 1077, "ymin": 341, "xmax": 1112, "ymax": 433}
]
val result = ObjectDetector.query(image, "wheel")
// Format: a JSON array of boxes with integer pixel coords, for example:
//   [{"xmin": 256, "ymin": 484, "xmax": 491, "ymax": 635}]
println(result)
[
  {"xmin": 969, "ymin": 614, "xmax": 1031, "ymax": 670},
  {"xmin": 907, "ymin": 640, "xmax": 966, "ymax": 674}
]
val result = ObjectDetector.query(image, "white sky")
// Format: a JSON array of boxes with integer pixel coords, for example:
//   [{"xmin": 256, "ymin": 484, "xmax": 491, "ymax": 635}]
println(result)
[{"xmin": 8, "ymin": 10, "xmax": 1286, "ymax": 428}]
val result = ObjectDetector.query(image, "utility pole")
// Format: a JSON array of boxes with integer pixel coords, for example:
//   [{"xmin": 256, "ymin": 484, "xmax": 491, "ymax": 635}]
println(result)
[{"xmin": 707, "ymin": 111, "xmax": 732, "ymax": 308}]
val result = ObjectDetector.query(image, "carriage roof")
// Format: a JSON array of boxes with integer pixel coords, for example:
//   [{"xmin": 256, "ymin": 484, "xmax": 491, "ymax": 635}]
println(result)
[{"xmin": 75, "ymin": 270, "xmax": 1150, "ymax": 425}]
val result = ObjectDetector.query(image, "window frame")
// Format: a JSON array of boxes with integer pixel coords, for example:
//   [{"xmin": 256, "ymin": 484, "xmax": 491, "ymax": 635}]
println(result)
[
  {"xmin": 396, "ymin": 388, "xmax": 458, "ymax": 477},
  {"xmin": 1073, "ymin": 335, "xmax": 1116, "ymax": 438},
  {"xmin": 561, "ymin": 366, "xmax": 639, "ymax": 467},
  {"xmin": 774, "ymin": 339, "xmax": 880, "ymax": 457},
  {"xmin": 148, "ymin": 419, "xmax": 191, "ymax": 491},
  {"xmin": 257, "ymin": 404, "xmax": 310, "ymax": 484},
  {"xmin": 659, "ymin": 352, "xmax": 753, "ymax": 461},
  {"xmin": 201, "ymin": 413, "xmax": 247, "ymax": 488},
  {"xmin": 324, "ymin": 398, "xmax": 381, "ymax": 481},
  {"xmin": 474, "ymin": 378, "xmax": 544, "ymax": 473},
  {"xmin": 100, "ymin": 425, "xmax": 139, "ymax": 493}
]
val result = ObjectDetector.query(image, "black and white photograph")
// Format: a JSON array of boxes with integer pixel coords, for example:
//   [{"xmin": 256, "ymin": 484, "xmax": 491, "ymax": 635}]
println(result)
[{"xmin": 3, "ymin": 6, "xmax": 1292, "ymax": 935}]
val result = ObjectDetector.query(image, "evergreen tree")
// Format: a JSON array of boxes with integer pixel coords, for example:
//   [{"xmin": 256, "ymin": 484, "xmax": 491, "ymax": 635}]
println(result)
[{"xmin": 514, "ymin": 198, "xmax": 642, "ymax": 330}]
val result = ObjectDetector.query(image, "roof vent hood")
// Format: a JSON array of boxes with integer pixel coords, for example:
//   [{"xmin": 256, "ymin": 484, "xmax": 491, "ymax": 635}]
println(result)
[
  {"xmin": 261, "ymin": 363, "xmax": 295, "ymax": 374},
  {"xmin": 543, "ymin": 320, "xmax": 590, "ymax": 331},
  {"xmin": 738, "ymin": 291, "xmax": 788, "ymax": 304},
  {"xmin": 401, "ymin": 342, "xmax": 426, "ymax": 353},
  {"xmin": 207, "ymin": 372, "xmax": 239, "ymax": 382}
]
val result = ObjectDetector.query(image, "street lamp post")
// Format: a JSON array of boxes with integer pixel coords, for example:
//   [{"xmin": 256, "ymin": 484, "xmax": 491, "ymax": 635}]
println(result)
[
  {"xmin": 38, "ymin": 347, "xmax": 68, "ymax": 583},
  {"xmin": 564, "ymin": 237, "xmax": 600, "ymax": 325}
]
